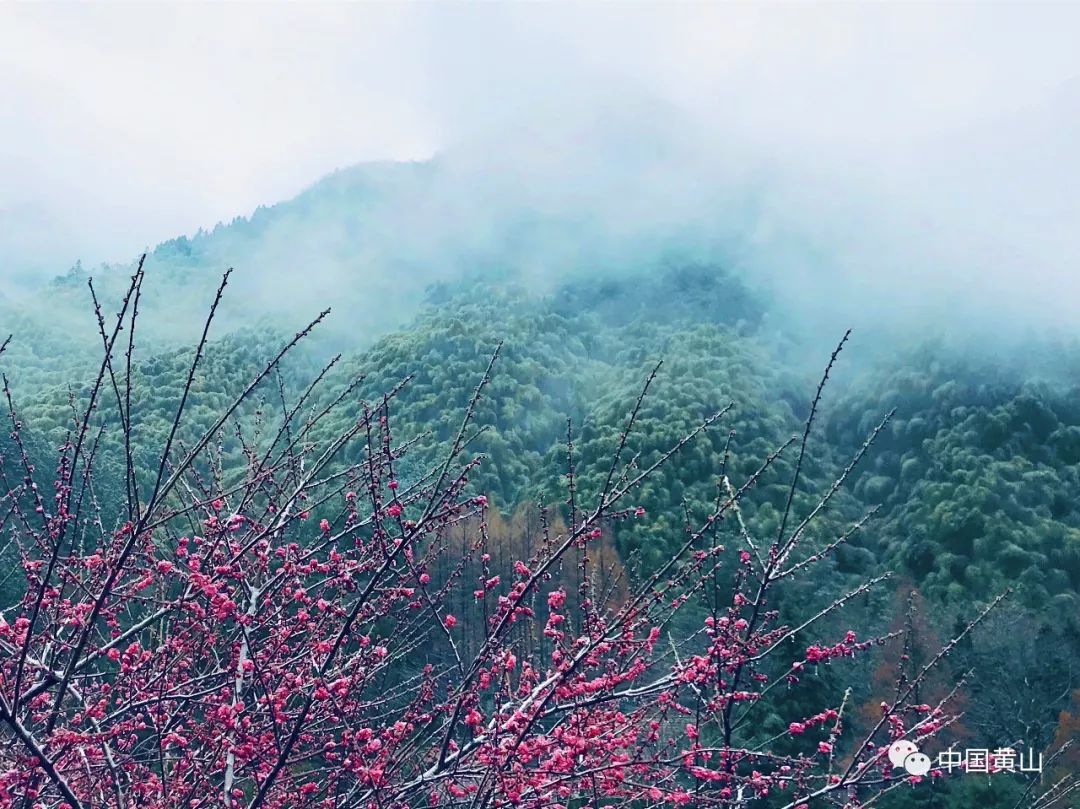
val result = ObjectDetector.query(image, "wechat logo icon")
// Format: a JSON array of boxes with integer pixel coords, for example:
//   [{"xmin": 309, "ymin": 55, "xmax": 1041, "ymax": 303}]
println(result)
[{"xmin": 888, "ymin": 740, "xmax": 932, "ymax": 776}]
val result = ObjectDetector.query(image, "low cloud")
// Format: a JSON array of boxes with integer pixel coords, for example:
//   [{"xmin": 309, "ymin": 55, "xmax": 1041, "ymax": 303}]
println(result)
[{"xmin": 2, "ymin": 2, "xmax": 1079, "ymax": 341}]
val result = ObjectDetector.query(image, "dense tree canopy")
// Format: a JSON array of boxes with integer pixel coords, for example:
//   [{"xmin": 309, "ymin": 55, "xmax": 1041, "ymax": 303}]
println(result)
[{"xmin": 2, "ymin": 261, "xmax": 1077, "ymax": 809}]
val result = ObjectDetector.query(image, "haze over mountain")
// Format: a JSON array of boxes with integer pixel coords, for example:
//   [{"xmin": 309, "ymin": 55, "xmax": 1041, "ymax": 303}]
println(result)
[{"xmin": 4, "ymin": 2, "xmax": 1080, "ymax": 351}]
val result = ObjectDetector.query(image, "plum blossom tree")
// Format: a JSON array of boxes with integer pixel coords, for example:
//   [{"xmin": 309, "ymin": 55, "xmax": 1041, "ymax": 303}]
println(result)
[{"xmin": 0, "ymin": 264, "xmax": 1073, "ymax": 809}]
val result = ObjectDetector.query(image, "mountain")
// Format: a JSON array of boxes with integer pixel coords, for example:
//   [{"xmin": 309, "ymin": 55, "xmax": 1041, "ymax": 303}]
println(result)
[{"xmin": 2, "ymin": 154, "xmax": 1079, "ymax": 800}]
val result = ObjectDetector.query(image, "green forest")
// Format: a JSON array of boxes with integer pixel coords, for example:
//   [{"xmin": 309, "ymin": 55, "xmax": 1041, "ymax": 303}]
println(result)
[{"xmin": 1, "ymin": 166, "xmax": 1078, "ymax": 808}]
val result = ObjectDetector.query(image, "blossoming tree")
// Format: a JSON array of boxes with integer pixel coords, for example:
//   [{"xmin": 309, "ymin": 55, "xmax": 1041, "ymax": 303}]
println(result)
[{"xmin": 0, "ymin": 265, "xmax": 1071, "ymax": 809}]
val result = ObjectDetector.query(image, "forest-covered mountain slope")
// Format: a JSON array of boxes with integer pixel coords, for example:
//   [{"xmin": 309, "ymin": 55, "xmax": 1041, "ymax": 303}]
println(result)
[
  {"xmin": 3, "ymin": 251, "xmax": 1079, "ymax": 806},
  {"xmin": 22, "ymin": 153, "xmax": 747, "ymax": 351},
  {"xmin": 2, "ymin": 148, "xmax": 1079, "ymax": 787},
  {"xmin": 5, "ymin": 265, "xmax": 1079, "ymax": 618}
]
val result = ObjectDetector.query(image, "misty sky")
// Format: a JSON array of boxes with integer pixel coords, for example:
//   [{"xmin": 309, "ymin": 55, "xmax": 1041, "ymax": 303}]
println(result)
[{"xmin": 2, "ymin": 2, "xmax": 1080, "ymax": 329}]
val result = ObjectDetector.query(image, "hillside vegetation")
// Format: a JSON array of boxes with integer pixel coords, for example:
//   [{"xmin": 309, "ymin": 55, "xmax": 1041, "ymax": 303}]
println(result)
[{"xmin": 2, "ymin": 176, "xmax": 1078, "ymax": 805}]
